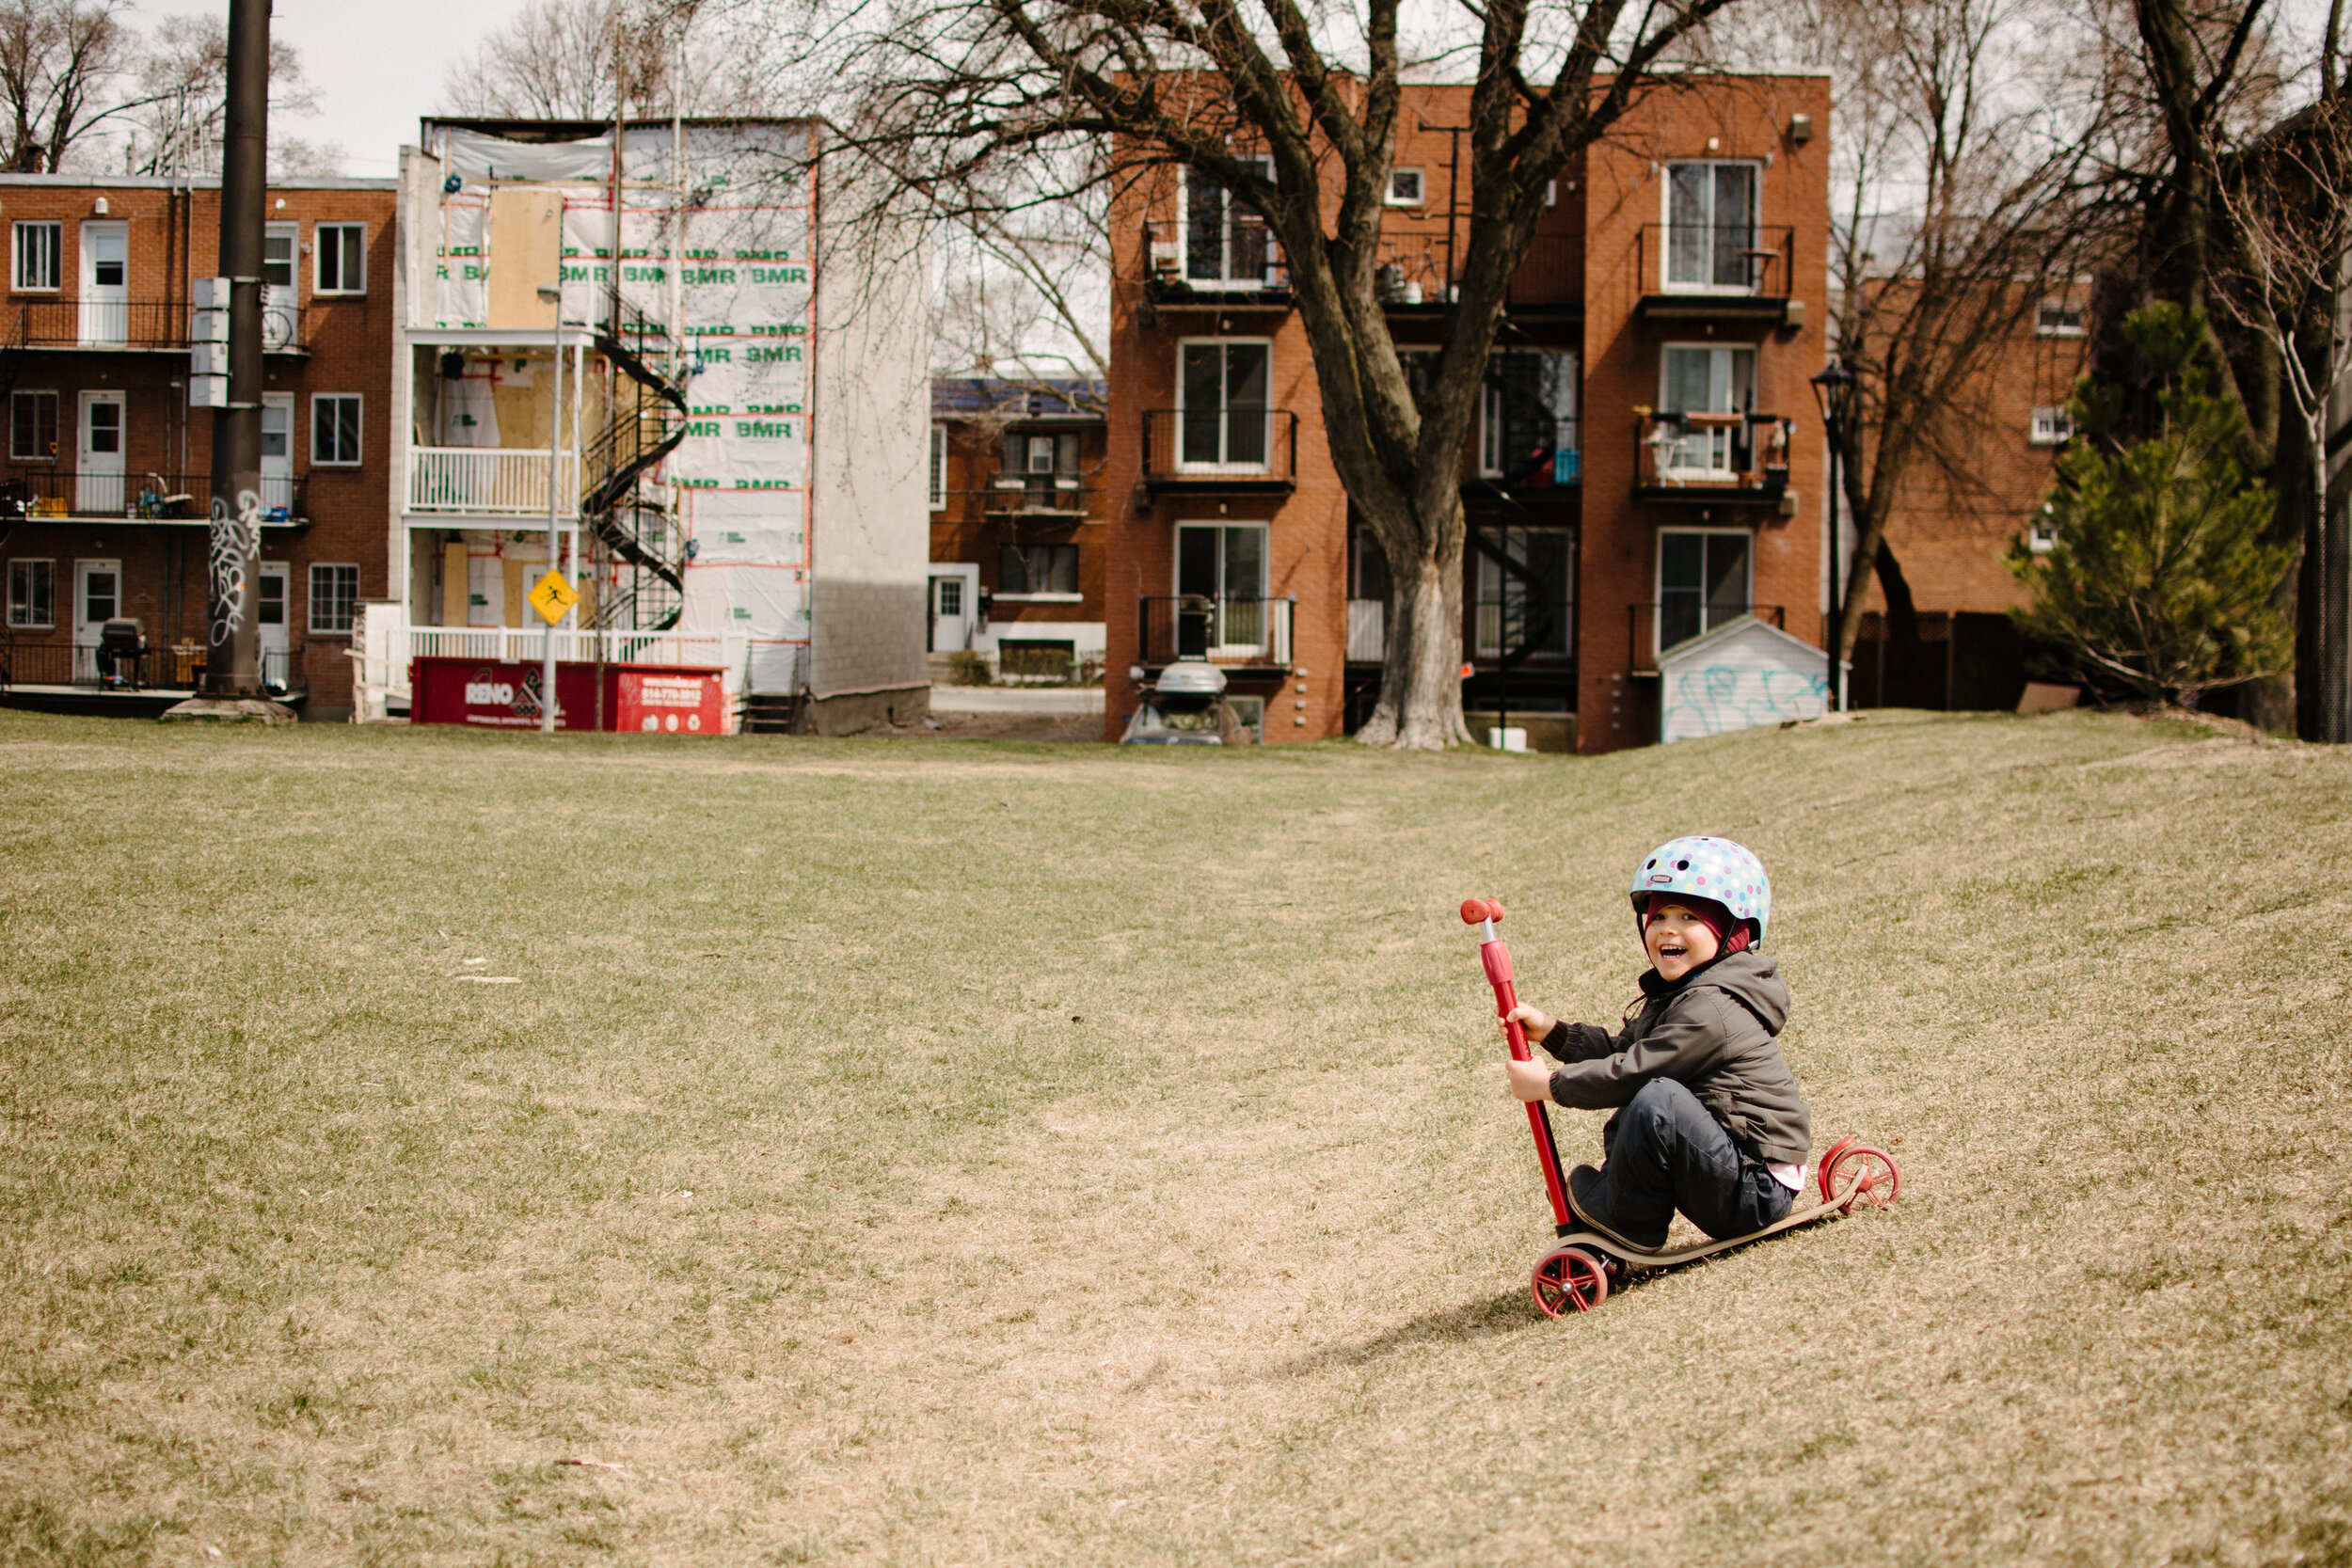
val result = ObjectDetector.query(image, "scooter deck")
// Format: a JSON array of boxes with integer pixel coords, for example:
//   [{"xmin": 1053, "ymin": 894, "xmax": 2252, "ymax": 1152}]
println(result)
[{"xmin": 1559, "ymin": 1193, "xmax": 1861, "ymax": 1270}]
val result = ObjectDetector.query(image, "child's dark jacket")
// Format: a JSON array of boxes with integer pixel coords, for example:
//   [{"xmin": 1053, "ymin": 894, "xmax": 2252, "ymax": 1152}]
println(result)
[{"xmin": 1538, "ymin": 951, "xmax": 1811, "ymax": 1164}]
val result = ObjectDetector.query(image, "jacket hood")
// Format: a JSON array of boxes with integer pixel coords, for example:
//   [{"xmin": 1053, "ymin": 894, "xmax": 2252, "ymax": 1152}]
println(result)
[{"xmin": 1642, "ymin": 950, "xmax": 1788, "ymax": 1034}]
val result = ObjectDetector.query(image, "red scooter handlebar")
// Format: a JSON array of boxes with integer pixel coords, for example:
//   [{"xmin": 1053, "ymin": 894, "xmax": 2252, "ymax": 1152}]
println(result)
[{"xmin": 1462, "ymin": 896, "xmax": 1573, "ymax": 1229}]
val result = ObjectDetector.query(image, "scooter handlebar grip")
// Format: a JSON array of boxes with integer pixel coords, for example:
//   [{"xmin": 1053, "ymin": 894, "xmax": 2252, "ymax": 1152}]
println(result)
[{"xmin": 1457, "ymin": 898, "xmax": 1504, "ymax": 926}]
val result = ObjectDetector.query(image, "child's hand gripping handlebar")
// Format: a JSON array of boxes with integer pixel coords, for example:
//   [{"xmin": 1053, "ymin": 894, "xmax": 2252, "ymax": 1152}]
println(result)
[{"xmin": 1461, "ymin": 898, "xmax": 1573, "ymax": 1231}]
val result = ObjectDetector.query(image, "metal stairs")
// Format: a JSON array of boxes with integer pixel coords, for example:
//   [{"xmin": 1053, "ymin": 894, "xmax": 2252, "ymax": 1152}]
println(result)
[{"xmin": 582, "ymin": 302, "xmax": 692, "ymax": 632}]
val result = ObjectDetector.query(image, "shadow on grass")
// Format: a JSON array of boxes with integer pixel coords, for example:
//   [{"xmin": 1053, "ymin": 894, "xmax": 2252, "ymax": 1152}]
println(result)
[{"xmin": 1273, "ymin": 1288, "xmax": 1545, "ymax": 1376}]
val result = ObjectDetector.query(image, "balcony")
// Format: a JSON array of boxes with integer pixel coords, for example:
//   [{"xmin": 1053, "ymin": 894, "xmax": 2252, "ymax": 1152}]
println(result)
[
  {"xmin": 2, "ymin": 295, "xmax": 309, "ymax": 352},
  {"xmin": 0, "ymin": 637, "xmax": 294, "ymax": 692},
  {"xmin": 1374, "ymin": 232, "xmax": 1582, "ymax": 314},
  {"xmin": 1629, "ymin": 602, "xmax": 1786, "ymax": 673},
  {"xmin": 1634, "ymin": 412, "xmax": 1792, "ymax": 504},
  {"xmin": 1138, "ymin": 409, "xmax": 1298, "ymax": 494},
  {"xmin": 406, "ymin": 447, "xmax": 580, "ymax": 516},
  {"xmin": 1635, "ymin": 226, "xmax": 1799, "ymax": 324},
  {"xmin": 1140, "ymin": 218, "xmax": 1291, "ymax": 309},
  {"xmin": 1137, "ymin": 595, "xmax": 1295, "ymax": 673},
  {"xmin": 0, "ymin": 468, "xmax": 306, "ymax": 524},
  {"xmin": 983, "ymin": 471, "xmax": 1092, "ymax": 522}
]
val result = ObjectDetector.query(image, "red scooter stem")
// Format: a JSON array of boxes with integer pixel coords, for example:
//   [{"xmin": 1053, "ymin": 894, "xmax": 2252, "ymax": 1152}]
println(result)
[{"xmin": 1463, "ymin": 899, "xmax": 1572, "ymax": 1229}]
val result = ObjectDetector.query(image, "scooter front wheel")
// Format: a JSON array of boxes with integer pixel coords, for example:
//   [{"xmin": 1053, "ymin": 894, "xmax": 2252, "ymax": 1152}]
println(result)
[{"xmin": 1531, "ymin": 1244, "xmax": 1610, "ymax": 1317}]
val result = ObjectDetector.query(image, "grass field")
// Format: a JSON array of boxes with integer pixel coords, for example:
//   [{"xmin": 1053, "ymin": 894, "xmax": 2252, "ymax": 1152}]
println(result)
[{"xmin": 2, "ymin": 706, "xmax": 2349, "ymax": 1567}]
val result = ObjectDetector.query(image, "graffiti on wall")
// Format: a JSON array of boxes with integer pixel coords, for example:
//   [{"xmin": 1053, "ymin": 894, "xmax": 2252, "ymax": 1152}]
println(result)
[{"xmin": 1661, "ymin": 665, "xmax": 1830, "ymax": 743}]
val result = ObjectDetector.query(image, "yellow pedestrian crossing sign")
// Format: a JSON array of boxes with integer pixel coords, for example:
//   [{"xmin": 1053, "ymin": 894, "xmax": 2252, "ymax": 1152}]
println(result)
[{"xmin": 528, "ymin": 568, "xmax": 580, "ymax": 626}]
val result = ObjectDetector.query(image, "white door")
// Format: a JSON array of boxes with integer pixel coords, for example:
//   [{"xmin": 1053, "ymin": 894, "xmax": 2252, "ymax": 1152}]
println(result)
[
  {"xmin": 929, "ymin": 567, "xmax": 976, "ymax": 652},
  {"xmin": 76, "ymin": 391, "xmax": 123, "ymax": 515},
  {"xmin": 73, "ymin": 558, "xmax": 119, "ymax": 680},
  {"xmin": 78, "ymin": 222, "xmax": 127, "ymax": 344},
  {"xmin": 261, "ymin": 394, "xmax": 293, "ymax": 516},
  {"xmin": 257, "ymin": 562, "xmax": 290, "ymax": 685}
]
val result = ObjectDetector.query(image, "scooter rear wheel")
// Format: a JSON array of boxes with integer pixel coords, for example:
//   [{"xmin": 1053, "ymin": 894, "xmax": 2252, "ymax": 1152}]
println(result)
[
  {"xmin": 1823, "ymin": 1143, "xmax": 1901, "ymax": 1211},
  {"xmin": 1531, "ymin": 1244, "xmax": 1610, "ymax": 1317}
]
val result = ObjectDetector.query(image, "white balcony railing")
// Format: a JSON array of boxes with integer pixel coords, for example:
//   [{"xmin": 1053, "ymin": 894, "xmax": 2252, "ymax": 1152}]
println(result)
[
  {"xmin": 405, "ymin": 626, "xmax": 742, "ymax": 677},
  {"xmin": 406, "ymin": 448, "xmax": 578, "ymax": 515}
]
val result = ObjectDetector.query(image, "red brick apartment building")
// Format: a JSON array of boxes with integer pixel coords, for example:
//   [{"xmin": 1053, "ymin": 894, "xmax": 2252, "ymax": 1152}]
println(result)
[
  {"xmin": 928, "ymin": 377, "xmax": 1108, "ymax": 678},
  {"xmin": 1101, "ymin": 75, "xmax": 1832, "ymax": 750},
  {"xmin": 0, "ymin": 175, "xmax": 397, "ymax": 720},
  {"xmin": 1848, "ymin": 289, "xmax": 2092, "ymax": 709}
]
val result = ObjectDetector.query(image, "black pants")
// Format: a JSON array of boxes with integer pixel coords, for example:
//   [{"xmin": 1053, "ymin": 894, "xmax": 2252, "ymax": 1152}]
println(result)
[{"xmin": 1589, "ymin": 1079, "xmax": 1792, "ymax": 1247}]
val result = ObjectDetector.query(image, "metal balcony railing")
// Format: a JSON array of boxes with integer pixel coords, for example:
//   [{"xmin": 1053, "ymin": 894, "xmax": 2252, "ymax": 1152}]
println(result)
[
  {"xmin": 1373, "ymin": 231, "xmax": 1583, "ymax": 309},
  {"xmin": 0, "ymin": 637, "xmax": 291, "ymax": 690},
  {"xmin": 0, "ymin": 295, "xmax": 308, "ymax": 351},
  {"xmin": 1629, "ymin": 602, "xmax": 1785, "ymax": 673},
  {"xmin": 1138, "ymin": 595, "xmax": 1295, "ymax": 667},
  {"xmin": 1347, "ymin": 598, "xmax": 1385, "ymax": 662},
  {"xmin": 1139, "ymin": 409, "xmax": 1298, "ymax": 487},
  {"xmin": 1141, "ymin": 217, "xmax": 1287, "ymax": 299},
  {"xmin": 1635, "ymin": 412, "xmax": 1792, "ymax": 499},
  {"xmin": 407, "ymin": 448, "xmax": 580, "ymax": 515},
  {"xmin": 1636, "ymin": 224, "xmax": 1796, "ymax": 296},
  {"xmin": 0, "ymin": 469, "xmax": 304, "ymax": 522},
  {"xmin": 984, "ymin": 472, "xmax": 1092, "ymax": 516}
]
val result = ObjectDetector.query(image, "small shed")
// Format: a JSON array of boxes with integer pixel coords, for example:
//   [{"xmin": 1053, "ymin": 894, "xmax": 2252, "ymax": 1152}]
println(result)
[{"xmin": 1656, "ymin": 615, "xmax": 1843, "ymax": 743}]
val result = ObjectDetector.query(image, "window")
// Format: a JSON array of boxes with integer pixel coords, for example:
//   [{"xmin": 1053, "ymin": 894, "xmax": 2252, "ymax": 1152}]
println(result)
[
  {"xmin": 997, "ymin": 543, "xmax": 1078, "ymax": 596},
  {"xmin": 1173, "ymin": 523, "xmax": 1271, "ymax": 653},
  {"xmin": 12, "ymin": 222, "xmax": 58, "ymax": 291},
  {"xmin": 1663, "ymin": 161, "xmax": 1759, "ymax": 290},
  {"xmin": 10, "ymin": 391, "xmax": 56, "ymax": 461},
  {"xmin": 1657, "ymin": 344, "xmax": 1756, "ymax": 475},
  {"xmin": 1657, "ymin": 529, "xmax": 1751, "ymax": 651},
  {"xmin": 263, "ymin": 222, "xmax": 298, "ymax": 290},
  {"xmin": 309, "ymin": 562, "xmax": 359, "ymax": 633},
  {"xmin": 1183, "ymin": 165, "xmax": 1275, "ymax": 285},
  {"xmin": 1387, "ymin": 167, "xmax": 1424, "ymax": 206},
  {"xmin": 259, "ymin": 568, "xmax": 287, "ymax": 630},
  {"xmin": 2036, "ymin": 300, "xmax": 2085, "ymax": 337},
  {"xmin": 929, "ymin": 424, "xmax": 947, "ymax": 510},
  {"xmin": 2029, "ymin": 405, "xmax": 2076, "ymax": 446},
  {"xmin": 1481, "ymin": 351, "xmax": 1580, "ymax": 483},
  {"xmin": 1026, "ymin": 436, "xmax": 1057, "ymax": 473},
  {"xmin": 315, "ymin": 223, "xmax": 365, "ymax": 293},
  {"xmin": 1353, "ymin": 527, "xmax": 1391, "ymax": 602},
  {"xmin": 2027, "ymin": 504, "xmax": 2058, "ymax": 554},
  {"xmin": 1475, "ymin": 527, "xmax": 1574, "ymax": 657},
  {"xmin": 79, "ymin": 562, "xmax": 118, "ymax": 627},
  {"xmin": 1178, "ymin": 341, "xmax": 1271, "ymax": 468},
  {"xmin": 8, "ymin": 559, "xmax": 54, "ymax": 627},
  {"xmin": 311, "ymin": 394, "xmax": 361, "ymax": 464}
]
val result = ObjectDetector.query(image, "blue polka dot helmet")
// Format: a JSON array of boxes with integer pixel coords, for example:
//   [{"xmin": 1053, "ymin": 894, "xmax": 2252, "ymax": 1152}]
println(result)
[{"xmin": 1629, "ymin": 836, "xmax": 1772, "ymax": 944}]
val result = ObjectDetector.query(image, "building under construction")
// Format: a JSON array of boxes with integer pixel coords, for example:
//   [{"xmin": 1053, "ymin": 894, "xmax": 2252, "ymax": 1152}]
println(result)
[{"xmin": 371, "ymin": 116, "xmax": 930, "ymax": 731}]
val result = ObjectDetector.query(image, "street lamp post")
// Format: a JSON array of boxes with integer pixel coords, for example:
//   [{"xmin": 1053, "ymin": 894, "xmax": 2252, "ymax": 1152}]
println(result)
[
  {"xmin": 1810, "ymin": 362, "xmax": 1857, "ymax": 714},
  {"xmin": 538, "ymin": 286, "xmax": 566, "ymax": 735}
]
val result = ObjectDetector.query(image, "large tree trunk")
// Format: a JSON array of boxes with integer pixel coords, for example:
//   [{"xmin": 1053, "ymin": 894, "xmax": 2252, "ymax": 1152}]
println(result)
[{"xmin": 1357, "ymin": 496, "xmax": 1472, "ymax": 748}]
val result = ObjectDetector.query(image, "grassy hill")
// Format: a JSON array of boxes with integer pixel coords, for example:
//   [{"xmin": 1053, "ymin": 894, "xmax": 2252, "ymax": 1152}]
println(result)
[{"xmin": 1, "ymin": 708, "xmax": 2345, "ymax": 1565}]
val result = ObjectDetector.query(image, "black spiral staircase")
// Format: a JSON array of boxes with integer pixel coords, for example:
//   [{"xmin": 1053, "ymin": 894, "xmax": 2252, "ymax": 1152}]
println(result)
[{"xmin": 581, "ymin": 302, "xmax": 692, "ymax": 632}]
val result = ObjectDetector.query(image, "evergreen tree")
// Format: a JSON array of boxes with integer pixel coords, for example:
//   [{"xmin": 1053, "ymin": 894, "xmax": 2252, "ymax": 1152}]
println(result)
[{"xmin": 2010, "ymin": 303, "xmax": 2296, "ymax": 709}]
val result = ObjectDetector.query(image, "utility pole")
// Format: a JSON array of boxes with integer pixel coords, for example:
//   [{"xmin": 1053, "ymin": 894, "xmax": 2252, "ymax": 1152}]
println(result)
[{"xmin": 203, "ymin": 0, "xmax": 268, "ymax": 697}]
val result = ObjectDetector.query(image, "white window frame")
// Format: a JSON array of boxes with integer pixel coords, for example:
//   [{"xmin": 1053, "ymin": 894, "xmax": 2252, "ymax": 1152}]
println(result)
[
  {"xmin": 8, "ymin": 557, "xmax": 55, "ymax": 628},
  {"xmin": 995, "ymin": 542, "xmax": 1082, "ymax": 601},
  {"xmin": 263, "ymin": 221, "xmax": 300, "ymax": 292},
  {"xmin": 314, "ymin": 222, "xmax": 366, "ymax": 294},
  {"xmin": 1387, "ymin": 167, "xmax": 1425, "ymax": 206},
  {"xmin": 308, "ymin": 562, "xmax": 360, "ymax": 635},
  {"xmin": 1172, "ymin": 520, "xmax": 1273, "ymax": 655},
  {"xmin": 10, "ymin": 388, "xmax": 58, "ymax": 462},
  {"xmin": 1479, "ymin": 350, "xmax": 1580, "ymax": 481},
  {"xmin": 2027, "ymin": 505, "xmax": 2059, "ymax": 554},
  {"xmin": 1178, "ymin": 160, "xmax": 1277, "ymax": 288},
  {"xmin": 11, "ymin": 221, "xmax": 59, "ymax": 293},
  {"xmin": 929, "ymin": 424, "xmax": 948, "ymax": 510},
  {"xmin": 1656, "ymin": 342, "xmax": 1757, "ymax": 478},
  {"xmin": 1654, "ymin": 526, "xmax": 1754, "ymax": 654},
  {"xmin": 2029, "ymin": 405, "xmax": 2075, "ymax": 446},
  {"xmin": 310, "ymin": 393, "xmax": 362, "ymax": 466},
  {"xmin": 2036, "ymin": 300, "xmax": 2085, "ymax": 338},
  {"xmin": 1659, "ymin": 160, "xmax": 1763, "ymax": 294},
  {"xmin": 1173, "ymin": 337, "xmax": 1275, "ymax": 473}
]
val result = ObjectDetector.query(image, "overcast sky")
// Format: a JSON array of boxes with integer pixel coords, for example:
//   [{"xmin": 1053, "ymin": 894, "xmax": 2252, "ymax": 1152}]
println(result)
[{"xmin": 137, "ymin": 0, "xmax": 540, "ymax": 179}]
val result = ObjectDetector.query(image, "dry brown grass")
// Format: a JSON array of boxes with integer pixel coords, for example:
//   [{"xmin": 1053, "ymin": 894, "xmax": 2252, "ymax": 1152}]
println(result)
[{"xmin": 1, "ymin": 707, "xmax": 2347, "ymax": 1566}]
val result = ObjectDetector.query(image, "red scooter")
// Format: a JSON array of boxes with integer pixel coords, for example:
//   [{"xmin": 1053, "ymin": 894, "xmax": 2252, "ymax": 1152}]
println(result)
[{"xmin": 1461, "ymin": 897, "xmax": 1901, "ymax": 1316}]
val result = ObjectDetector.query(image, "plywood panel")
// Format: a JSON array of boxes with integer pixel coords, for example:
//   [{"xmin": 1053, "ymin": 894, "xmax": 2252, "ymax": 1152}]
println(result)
[
  {"xmin": 486, "ymin": 190, "xmax": 561, "ymax": 330},
  {"xmin": 440, "ymin": 541, "xmax": 468, "ymax": 627}
]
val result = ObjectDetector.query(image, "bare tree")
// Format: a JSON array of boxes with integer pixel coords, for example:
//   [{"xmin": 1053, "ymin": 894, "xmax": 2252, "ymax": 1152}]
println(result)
[
  {"xmin": 756, "ymin": 0, "xmax": 1748, "ymax": 748},
  {"xmin": 439, "ymin": 0, "xmax": 705, "ymax": 120},
  {"xmin": 1780, "ymin": 0, "xmax": 2119, "ymax": 663},
  {"xmin": 0, "ymin": 0, "xmax": 138, "ymax": 172},
  {"xmin": 934, "ymin": 198, "xmax": 1111, "ymax": 413},
  {"xmin": 121, "ymin": 14, "xmax": 318, "ymax": 177}
]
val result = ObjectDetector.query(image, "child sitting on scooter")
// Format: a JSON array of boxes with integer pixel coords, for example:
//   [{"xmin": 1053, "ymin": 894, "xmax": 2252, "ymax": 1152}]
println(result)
[{"xmin": 1501, "ymin": 836, "xmax": 1812, "ymax": 1253}]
